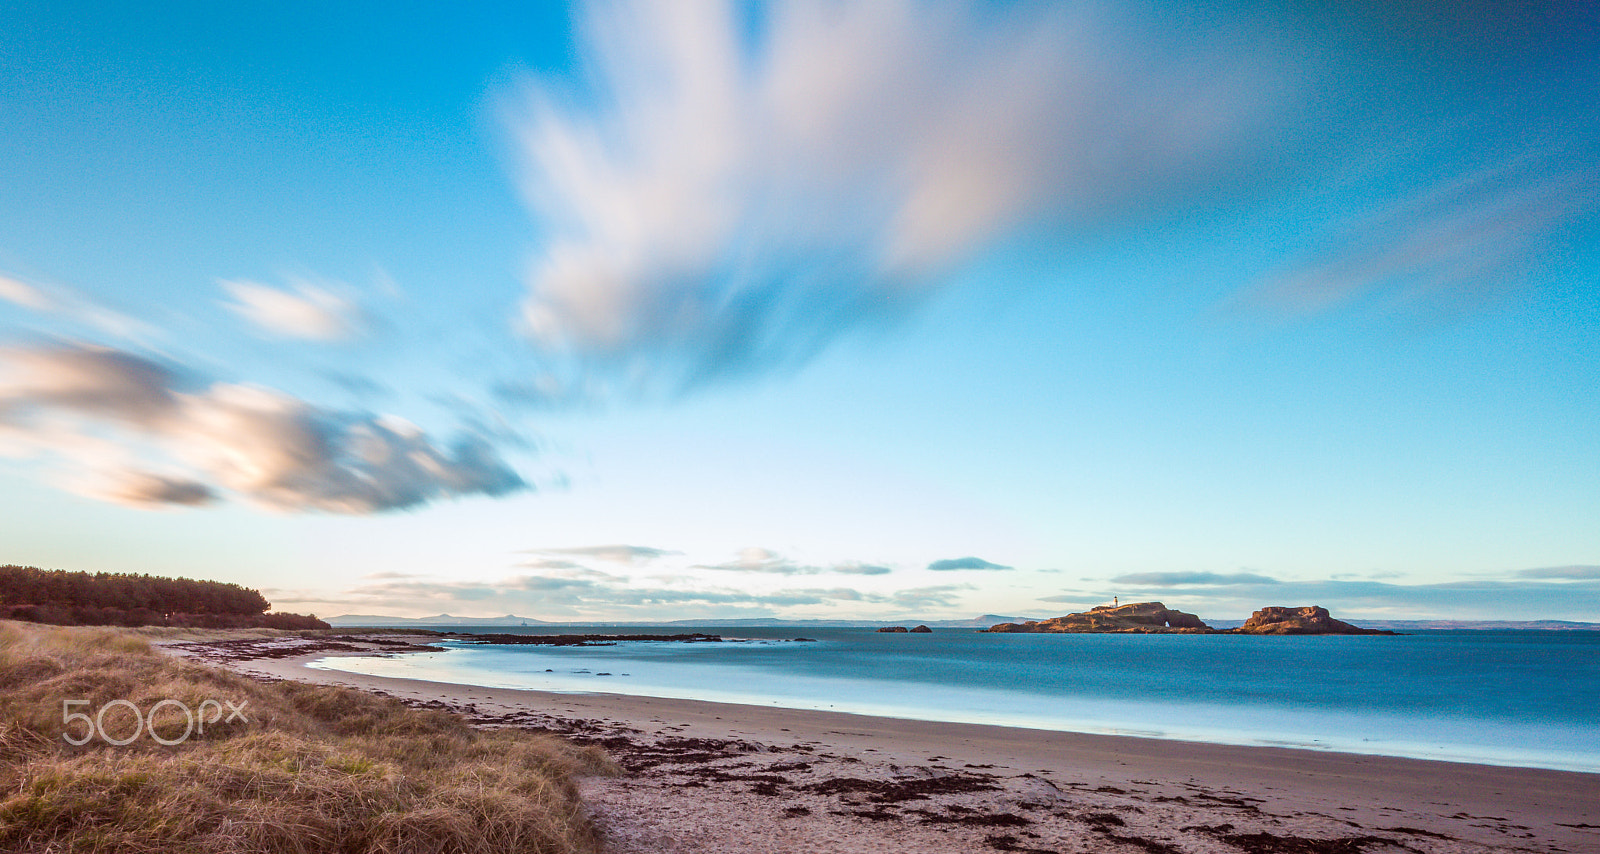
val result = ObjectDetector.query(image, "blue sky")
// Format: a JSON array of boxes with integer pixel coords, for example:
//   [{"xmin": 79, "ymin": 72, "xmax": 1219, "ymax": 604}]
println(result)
[{"xmin": 2, "ymin": 1, "xmax": 1596, "ymax": 622}]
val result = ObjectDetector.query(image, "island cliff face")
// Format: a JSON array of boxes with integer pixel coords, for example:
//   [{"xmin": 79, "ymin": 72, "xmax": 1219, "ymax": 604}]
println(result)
[
  {"xmin": 985, "ymin": 602, "xmax": 1211, "ymax": 634},
  {"xmin": 1228, "ymin": 605, "xmax": 1397, "ymax": 635}
]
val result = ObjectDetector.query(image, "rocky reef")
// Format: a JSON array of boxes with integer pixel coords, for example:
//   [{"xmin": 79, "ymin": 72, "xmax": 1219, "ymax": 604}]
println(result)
[
  {"xmin": 1226, "ymin": 605, "xmax": 1397, "ymax": 635},
  {"xmin": 985, "ymin": 602, "xmax": 1211, "ymax": 633}
]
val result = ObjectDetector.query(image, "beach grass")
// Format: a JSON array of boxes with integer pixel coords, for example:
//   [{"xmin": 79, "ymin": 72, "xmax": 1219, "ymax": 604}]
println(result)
[{"xmin": 0, "ymin": 620, "xmax": 615, "ymax": 854}]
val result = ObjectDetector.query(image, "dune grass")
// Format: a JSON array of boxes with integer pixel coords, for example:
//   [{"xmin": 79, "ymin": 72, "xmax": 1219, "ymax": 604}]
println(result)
[{"xmin": 0, "ymin": 620, "xmax": 615, "ymax": 853}]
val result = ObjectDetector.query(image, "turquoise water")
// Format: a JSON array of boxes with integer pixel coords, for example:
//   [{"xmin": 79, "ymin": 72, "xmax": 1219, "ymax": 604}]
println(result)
[{"xmin": 308, "ymin": 627, "xmax": 1600, "ymax": 772}]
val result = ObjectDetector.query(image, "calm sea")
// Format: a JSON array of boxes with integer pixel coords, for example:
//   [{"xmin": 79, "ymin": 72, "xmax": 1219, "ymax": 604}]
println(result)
[{"xmin": 308, "ymin": 626, "xmax": 1600, "ymax": 772}]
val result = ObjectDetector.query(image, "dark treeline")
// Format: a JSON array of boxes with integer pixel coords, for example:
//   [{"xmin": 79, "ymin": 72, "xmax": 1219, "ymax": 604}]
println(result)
[{"xmin": 0, "ymin": 565, "xmax": 328, "ymax": 630}]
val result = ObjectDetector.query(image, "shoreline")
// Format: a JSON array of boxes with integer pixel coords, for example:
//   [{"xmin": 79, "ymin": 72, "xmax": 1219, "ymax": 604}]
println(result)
[
  {"xmin": 314, "ymin": 633, "xmax": 1594, "ymax": 774},
  {"xmin": 164, "ymin": 635, "xmax": 1600, "ymax": 853}
]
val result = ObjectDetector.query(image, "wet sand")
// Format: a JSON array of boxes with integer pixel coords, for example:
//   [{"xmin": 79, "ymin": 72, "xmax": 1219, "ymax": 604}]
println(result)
[{"xmin": 163, "ymin": 634, "xmax": 1600, "ymax": 854}]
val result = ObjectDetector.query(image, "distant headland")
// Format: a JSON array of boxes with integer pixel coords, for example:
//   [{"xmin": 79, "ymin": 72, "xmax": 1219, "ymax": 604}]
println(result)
[{"xmin": 984, "ymin": 602, "xmax": 1397, "ymax": 635}]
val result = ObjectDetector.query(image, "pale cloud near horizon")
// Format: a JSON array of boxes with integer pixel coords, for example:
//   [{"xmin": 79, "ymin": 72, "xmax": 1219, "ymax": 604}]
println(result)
[
  {"xmin": 1111, "ymin": 571, "xmax": 1280, "ymax": 586},
  {"xmin": 330, "ymin": 572, "xmax": 970, "ymax": 619},
  {"xmin": 695, "ymin": 547, "xmax": 895, "ymax": 576},
  {"xmin": 928, "ymin": 556, "xmax": 1012, "ymax": 571},
  {"xmin": 835, "ymin": 562, "xmax": 893, "ymax": 576},
  {"xmin": 530, "ymin": 544, "xmax": 680, "ymax": 564},
  {"xmin": 0, "ymin": 343, "xmax": 524, "ymax": 512},
  {"xmin": 506, "ymin": 0, "xmax": 1291, "ymax": 389},
  {"xmin": 220, "ymin": 277, "xmax": 366, "ymax": 341},
  {"xmin": 1516, "ymin": 565, "xmax": 1600, "ymax": 580}
]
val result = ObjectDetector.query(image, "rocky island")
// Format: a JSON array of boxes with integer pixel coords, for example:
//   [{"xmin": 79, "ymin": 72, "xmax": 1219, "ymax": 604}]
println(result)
[
  {"xmin": 985, "ymin": 603, "xmax": 1395, "ymax": 635},
  {"xmin": 985, "ymin": 601, "xmax": 1211, "ymax": 633},
  {"xmin": 1228, "ymin": 605, "xmax": 1398, "ymax": 635}
]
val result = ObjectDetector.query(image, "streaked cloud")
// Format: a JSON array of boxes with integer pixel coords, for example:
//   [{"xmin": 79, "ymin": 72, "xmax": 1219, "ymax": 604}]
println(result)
[
  {"xmin": 928, "ymin": 556, "xmax": 1012, "ymax": 571},
  {"xmin": 834, "ymin": 562, "xmax": 892, "ymax": 576},
  {"xmin": 0, "ymin": 271, "xmax": 158, "ymax": 341},
  {"xmin": 1516, "ymin": 565, "xmax": 1600, "ymax": 580},
  {"xmin": 335, "ymin": 573, "xmax": 970, "ymax": 619},
  {"xmin": 0, "ymin": 275, "xmax": 52, "ymax": 311},
  {"xmin": 695, "ymin": 547, "xmax": 814, "ymax": 575},
  {"xmin": 0, "ymin": 343, "xmax": 524, "ymax": 512},
  {"xmin": 220, "ymin": 277, "xmax": 366, "ymax": 341},
  {"xmin": 97, "ymin": 470, "xmax": 216, "ymax": 507},
  {"xmin": 516, "ymin": 558, "xmax": 586, "ymax": 571},
  {"xmin": 694, "ymin": 548, "xmax": 895, "ymax": 576},
  {"xmin": 1037, "ymin": 594, "xmax": 1101, "ymax": 605},
  {"xmin": 534, "ymin": 544, "xmax": 679, "ymax": 564},
  {"xmin": 1246, "ymin": 154, "xmax": 1599, "ymax": 316},
  {"xmin": 1111, "ymin": 571, "xmax": 1280, "ymax": 586},
  {"xmin": 506, "ymin": 0, "xmax": 1291, "ymax": 389}
]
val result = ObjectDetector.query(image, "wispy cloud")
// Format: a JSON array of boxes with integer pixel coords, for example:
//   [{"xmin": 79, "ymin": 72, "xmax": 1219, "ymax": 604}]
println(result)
[
  {"xmin": 0, "ymin": 275, "xmax": 52, "ymax": 311},
  {"xmin": 1245, "ymin": 153, "xmax": 1599, "ymax": 316},
  {"xmin": 695, "ymin": 547, "xmax": 815, "ymax": 575},
  {"xmin": 835, "ymin": 562, "xmax": 892, "ymax": 576},
  {"xmin": 97, "ymin": 470, "xmax": 216, "ymax": 507},
  {"xmin": 220, "ymin": 277, "xmax": 366, "ymax": 341},
  {"xmin": 928, "ymin": 556, "xmax": 1012, "ymax": 571},
  {"xmin": 1111, "ymin": 571, "xmax": 1280, "ymax": 586},
  {"xmin": 1037, "ymin": 593, "xmax": 1104, "ymax": 606},
  {"xmin": 532, "ymin": 544, "xmax": 679, "ymax": 564},
  {"xmin": 334, "ymin": 573, "xmax": 970, "ymax": 619},
  {"xmin": 505, "ymin": 0, "xmax": 1291, "ymax": 390},
  {"xmin": 1516, "ymin": 565, "xmax": 1600, "ymax": 580},
  {"xmin": 0, "ymin": 271, "xmax": 159, "ymax": 341},
  {"xmin": 694, "ymin": 547, "xmax": 895, "ymax": 576},
  {"xmin": 0, "ymin": 343, "xmax": 524, "ymax": 512}
]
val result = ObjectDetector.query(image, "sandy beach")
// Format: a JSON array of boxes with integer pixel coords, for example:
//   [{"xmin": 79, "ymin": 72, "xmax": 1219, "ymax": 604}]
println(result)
[{"xmin": 164, "ymin": 635, "xmax": 1600, "ymax": 854}]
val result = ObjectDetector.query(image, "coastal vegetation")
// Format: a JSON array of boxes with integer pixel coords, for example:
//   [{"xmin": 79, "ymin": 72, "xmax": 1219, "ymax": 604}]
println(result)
[
  {"xmin": 0, "ymin": 564, "xmax": 328, "ymax": 629},
  {"xmin": 0, "ymin": 620, "xmax": 614, "ymax": 853}
]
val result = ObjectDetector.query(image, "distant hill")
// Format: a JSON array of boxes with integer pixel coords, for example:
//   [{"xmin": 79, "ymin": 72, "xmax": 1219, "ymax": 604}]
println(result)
[{"xmin": 325, "ymin": 613, "xmax": 1033, "ymax": 629}]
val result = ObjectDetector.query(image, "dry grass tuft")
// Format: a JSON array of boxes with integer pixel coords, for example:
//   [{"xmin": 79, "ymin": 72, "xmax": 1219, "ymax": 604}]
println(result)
[{"xmin": 0, "ymin": 620, "xmax": 615, "ymax": 854}]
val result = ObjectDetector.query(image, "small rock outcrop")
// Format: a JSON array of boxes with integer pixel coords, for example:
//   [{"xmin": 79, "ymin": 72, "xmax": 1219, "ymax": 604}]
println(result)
[
  {"xmin": 909, "ymin": 625, "xmax": 932, "ymax": 633},
  {"xmin": 985, "ymin": 602, "xmax": 1211, "ymax": 633},
  {"xmin": 876, "ymin": 626, "xmax": 909, "ymax": 633},
  {"xmin": 1227, "ymin": 605, "xmax": 1396, "ymax": 635}
]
